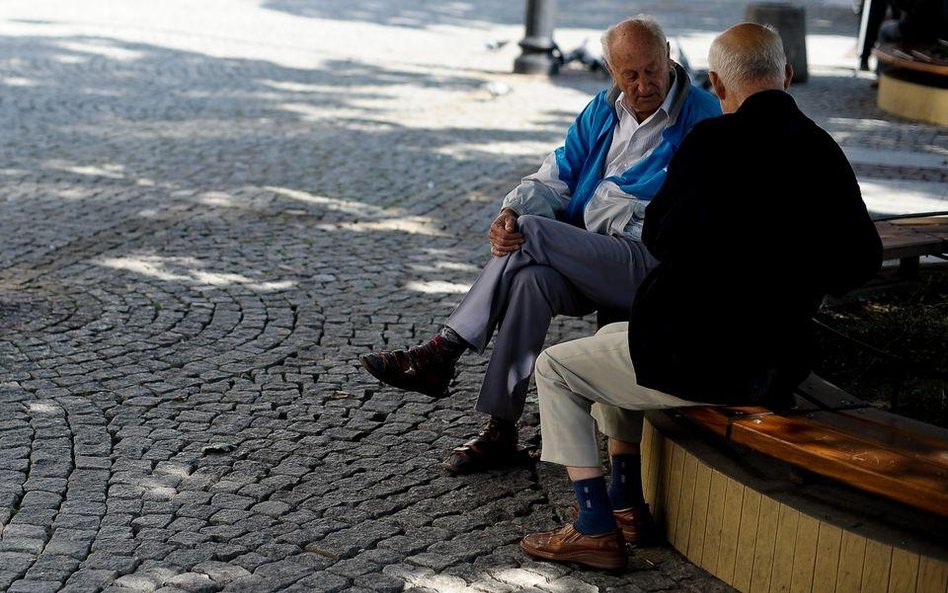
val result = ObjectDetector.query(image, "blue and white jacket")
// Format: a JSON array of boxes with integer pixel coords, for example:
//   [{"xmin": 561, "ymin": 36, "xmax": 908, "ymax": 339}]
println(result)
[{"xmin": 501, "ymin": 63, "xmax": 721, "ymax": 240}]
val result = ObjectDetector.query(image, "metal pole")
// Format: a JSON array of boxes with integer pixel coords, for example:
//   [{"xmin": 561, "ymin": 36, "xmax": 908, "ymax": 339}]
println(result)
[{"xmin": 513, "ymin": 0, "xmax": 558, "ymax": 75}]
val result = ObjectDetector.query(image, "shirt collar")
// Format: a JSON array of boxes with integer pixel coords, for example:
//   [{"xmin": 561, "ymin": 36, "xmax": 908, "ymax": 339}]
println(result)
[{"xmin": 614, "ymin": 68, "xmax": 679, "ymax": 124}]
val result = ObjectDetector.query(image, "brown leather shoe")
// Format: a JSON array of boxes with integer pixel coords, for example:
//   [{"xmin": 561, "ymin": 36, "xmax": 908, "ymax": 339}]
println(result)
[
  {"xmin": 359, "ymin": 336, "xmax": 459, "ymax": 398},
  {"xmin": 443, "ymin": 417, "xmax": 520, "ymax": 473},
  {"xmin": 613, "ymin": 504, "xmax": 657, "ymax": 546},
  {"xmin": 520, "ymin": 524, "xmax": 625, "ymax": 570}
]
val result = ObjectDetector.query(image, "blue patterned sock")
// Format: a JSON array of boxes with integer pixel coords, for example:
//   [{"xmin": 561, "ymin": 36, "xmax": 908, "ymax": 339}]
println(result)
[
  {"xmin": 572, "ymin": 476, "xmax": 617, "ymax": 535},
  {"xmin": 608, "ymin": 454, "xmax": 645, "ymax": 510}
]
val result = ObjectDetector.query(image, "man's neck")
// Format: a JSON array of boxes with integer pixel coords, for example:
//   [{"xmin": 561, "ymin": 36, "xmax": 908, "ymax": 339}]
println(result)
[
  {"xmin": 630, "ymin": 107, "xmax": 657, "ymax": 123},
  {"xmin": 733, "ymin": 83, "xmax": 786, "ymax": 110}
]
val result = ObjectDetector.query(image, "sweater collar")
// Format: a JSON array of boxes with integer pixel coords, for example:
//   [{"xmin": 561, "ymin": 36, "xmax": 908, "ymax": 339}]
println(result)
[{"xmin": 736, "ymin": 89, "xmax": 798, "ymax": 116}]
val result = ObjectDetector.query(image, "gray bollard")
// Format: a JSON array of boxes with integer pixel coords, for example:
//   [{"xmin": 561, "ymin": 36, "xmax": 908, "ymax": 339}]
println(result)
[
  {"xmin": 514, "ymin": 0, "xmax": 558, "ymax": 75},
  {"xmin": 745, "ymin": 2, "xmax": 809, "ymax": 83}
]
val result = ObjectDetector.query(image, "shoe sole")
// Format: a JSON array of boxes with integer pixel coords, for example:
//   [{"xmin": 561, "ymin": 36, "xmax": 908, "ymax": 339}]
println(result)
[
  {"xmin": 442, "ymin": 445, "xmax": 538, "ymax": 474},
  {"xmin": 619, "ymin": 527, "xmax": 658, "ymax": 547},
  {"xmin": 519, "ymin": 540, "xmax": 625, "ymax": 571}
]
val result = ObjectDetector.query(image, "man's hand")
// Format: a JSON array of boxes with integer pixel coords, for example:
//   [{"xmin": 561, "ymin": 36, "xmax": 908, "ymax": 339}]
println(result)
[{"xmin": 488, "ymin": 209, "xmax": 524, "ymax": 256}]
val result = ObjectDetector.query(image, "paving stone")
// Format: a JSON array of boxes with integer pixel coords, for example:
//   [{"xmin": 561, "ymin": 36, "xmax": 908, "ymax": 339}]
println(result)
[
  {"xmin": 0, "ymin": 551, "xmax": 34, "ymax": 572},
  {"xmin": 42, "ymin": 537, "xmax": 92, "ymax": 559},
  {"xmin": 192, "ymin": 561, "xmax": 251, "ymax": 586},
  {"xmin": 284, "ymin": 573, "xmax": 350, "ymax": 593},
  {"xmin": 62, "ymin": 569, "xmax": 119, "ymax": 590},
  {"xmin": 352, "ymin": 572, "xmax": 406, "ymax": 593},
  {"xmin": 248, "ymin": 560, "xmax": 311, "ymax": 589},
  {"xmin": 0, "ymin": 538, "xmax": 45, "ymax": 554},
  {"xmin": 1, "ymin": 525, "xmax": 47, "ymax": 539},
  {"xmin": 83, "ymin": 552, "xmax": 140, "ymax": 573},
  {"xmin": 7, "ymin": 580, "xmax": 63, "ymax": 593},
  {"xmin": 25, "ymin": 554, "xmax": 79, "ymax": 583},
  {"xmin": 164, "ymin": 548, "xmax": 218, "ymax": 569},
  {"xmin": 166, "ymin": 572, "xmax": 218, "ymax": 593},
  {"xmin": 134, "ymin": 543, "xmax": 178, "ymax": 562},
  {"xmin": 112, "ymin": 574, "xmax": 159, "ymax": 592}
]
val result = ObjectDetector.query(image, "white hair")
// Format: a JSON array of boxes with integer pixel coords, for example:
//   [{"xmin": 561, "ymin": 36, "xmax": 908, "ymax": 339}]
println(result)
[
  {"xmin": 708, "ymin": 24, "xmax": 786, "ymax": 88},
  {"xmin": 600, "ymin": 15, "xmax": 667, "ymax": 65}
]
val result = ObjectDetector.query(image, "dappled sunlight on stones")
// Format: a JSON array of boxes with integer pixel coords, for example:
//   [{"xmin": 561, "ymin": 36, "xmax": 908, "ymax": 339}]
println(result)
[
  {"xmin": 25, "ymin": 401, "xmax": 62, "ymax": 416},
  {"xmin": 54, "ymin": 40, "xmax": 145, "ymax": 62},
  {"xmin": 45, "ymin": 161, "xmax": 127, "ymax": 180},
  {"xmin": 405, "ymin": 281, "xmax": 472, "ymax": 295},
  {"xmin": 196, "ymin": 191, "xmax": 234, "ymax": 207},
  {"xmin": 1, "ymin": 76, "xmax": 38, "ymax": 87},
  {"xmin": 96, "ymin": 255, "xmax": 297, "ymax": 292},
  {"xmin": 265, "ymin": 186, "xmax": 445, "ymax": 236},
  {"xmin": 385, "ymin": 562, "xmax": 584, "ymax": 593}
]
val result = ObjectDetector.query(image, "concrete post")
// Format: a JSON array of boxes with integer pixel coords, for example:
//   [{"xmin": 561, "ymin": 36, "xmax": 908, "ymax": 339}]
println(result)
[
  {"xmin": 514, "ymin": 0, "xmax": 558, "ymax": 75},
  {"xmin": 746, "ymin": 2, "xmax": 809, "ymax": 83}
]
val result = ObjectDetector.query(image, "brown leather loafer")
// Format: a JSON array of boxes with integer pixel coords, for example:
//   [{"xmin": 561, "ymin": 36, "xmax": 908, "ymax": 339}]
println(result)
[
  {"xmin": 443, "ymin": 417, "xmax": 522, "ymax": 473},
  {"xmin": 613, "ymin": 504, "xmax": 657, "ymax": 546},
  {"xmin": 520, "ymin": 524, "xmax": 625, "ymax": 570},
  {"xmin": 359, "ymin": 344, "xmax": 456, "ymax": 398}
]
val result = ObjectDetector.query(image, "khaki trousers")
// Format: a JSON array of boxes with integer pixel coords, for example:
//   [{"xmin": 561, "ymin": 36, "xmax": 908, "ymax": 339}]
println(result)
[{"xmin": 536, "ymin": 322, "xmax": 703, "ymax": 468}]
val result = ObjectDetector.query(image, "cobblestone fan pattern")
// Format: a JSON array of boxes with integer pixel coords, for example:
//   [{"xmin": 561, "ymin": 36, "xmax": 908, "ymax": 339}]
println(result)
[{"xmin": 0, "ymin": 1, "xmax": 944, "ymax": 592}]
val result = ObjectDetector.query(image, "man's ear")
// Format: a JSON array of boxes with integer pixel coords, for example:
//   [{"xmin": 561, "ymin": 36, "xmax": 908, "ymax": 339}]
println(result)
[
  {"xmin": 709, "ymin": 71, "xmax": 726, "ymax": 101},
  {"xmin": 783, "ymin": 64, "xmax": 793, "ymax": 89}
]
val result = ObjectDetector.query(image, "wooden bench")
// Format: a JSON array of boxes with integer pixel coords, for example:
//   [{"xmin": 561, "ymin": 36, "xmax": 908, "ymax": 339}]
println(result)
[
  {"xmin": 872, "ymin": 43, "xmax": 948, "ymax": 126},
  {"xmin": 639, "ymin": 374, "xmax": 948, "ymax": 593},
  {"xmin": 675, "ymin": 374, "xmax": 948, "ymax": 518},
  {"xmin": 874, "ymin": 213, "xmax": 948, "ymax": 278}
]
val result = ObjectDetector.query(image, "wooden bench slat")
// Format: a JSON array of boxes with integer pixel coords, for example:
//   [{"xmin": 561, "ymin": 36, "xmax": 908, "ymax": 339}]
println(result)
[
  {"xmin": 807, "ymin": 410, "xmax": 948, "ymax": 470},
  {"xmin": 874, "ymin": 220, "xmax": 947, "ymax": 260},
  {"xmin": 795, "ymin": 374, "xmax": 869, "ymax": 410},
  {"xmin": 728, "ymin": 415, "xmax": 948, "ymax": 515},
  {"xmin": 837, "ymin": 406, "xmax": 948, "ymax": 442},
  {"xmin": 872, "ymin": 44, "xmax": 948, "ymax": 76},
  {"xmin": 794, "ymin": 375, "xmax": 948, "ymax": 467},
  {"xmin": 677, "ymin": 407, "xmax": 948, "ymax": 517}
]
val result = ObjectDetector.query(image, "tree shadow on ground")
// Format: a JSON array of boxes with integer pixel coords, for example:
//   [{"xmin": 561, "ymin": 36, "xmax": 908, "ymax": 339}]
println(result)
[
  {"xmin": 0, "ymin": 32, "xmax": 572, "ymax": 243},
  {"xmin": 261, "ymin": 0, "xmax": 863, "ymax": 36}
]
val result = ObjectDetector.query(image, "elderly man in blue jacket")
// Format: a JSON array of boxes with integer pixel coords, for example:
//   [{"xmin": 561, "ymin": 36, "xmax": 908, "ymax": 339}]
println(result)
[{"xmin": 360, "ymin": 15, "xmax": 721, "ymax": 473}]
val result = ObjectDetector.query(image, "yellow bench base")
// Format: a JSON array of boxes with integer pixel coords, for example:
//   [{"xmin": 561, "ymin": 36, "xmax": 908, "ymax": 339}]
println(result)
[
  {"xmin": 640, "ymin": 412, "xmax": 948, "ymax": 593},
  {"xmin": 877, "ymin": 74, "xmax": 948, "ymax": 126}
]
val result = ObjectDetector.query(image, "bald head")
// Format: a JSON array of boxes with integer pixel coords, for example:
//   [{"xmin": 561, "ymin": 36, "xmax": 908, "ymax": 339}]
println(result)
[
  {"xmin": 707, "ymin": 23, "xmax": 791, "ymax": 112},
  {"xmin": 601, "ymin": 15, "xmax": 667, "ymax": 64}
]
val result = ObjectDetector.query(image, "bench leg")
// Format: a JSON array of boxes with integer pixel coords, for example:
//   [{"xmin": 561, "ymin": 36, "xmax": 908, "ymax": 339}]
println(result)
[{"xmin": 898, "ymin": 256, "xmax": 919, "ymax": 279}]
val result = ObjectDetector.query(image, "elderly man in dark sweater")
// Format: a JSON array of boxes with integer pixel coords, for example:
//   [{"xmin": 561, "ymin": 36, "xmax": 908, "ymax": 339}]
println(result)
[{"xmin": 520, "ymin": 23, "xmax": 882, "ymax": 570}]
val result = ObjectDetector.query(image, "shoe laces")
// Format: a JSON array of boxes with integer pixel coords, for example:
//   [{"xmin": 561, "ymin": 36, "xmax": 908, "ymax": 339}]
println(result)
[{"xmin": 406, "ymin": 334, "xmax": 458, "ymax": 369}]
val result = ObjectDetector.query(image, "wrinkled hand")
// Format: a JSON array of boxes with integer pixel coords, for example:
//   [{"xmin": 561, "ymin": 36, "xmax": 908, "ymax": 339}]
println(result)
[{"xmin": 488, "ymin": 209, "xmax": 524, "ymax": 256}]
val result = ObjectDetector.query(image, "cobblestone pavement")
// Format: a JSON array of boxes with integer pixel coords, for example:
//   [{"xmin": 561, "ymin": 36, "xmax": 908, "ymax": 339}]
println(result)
[{"xmin": 1, "ymin": 1, "xmax": 945, "ymax": 592}]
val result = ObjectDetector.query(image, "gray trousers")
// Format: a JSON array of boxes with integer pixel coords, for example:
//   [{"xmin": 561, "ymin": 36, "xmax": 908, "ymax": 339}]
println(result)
[{"xmin": 445, "ymin": 215, "xmax": 657, "ymax": 422}]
